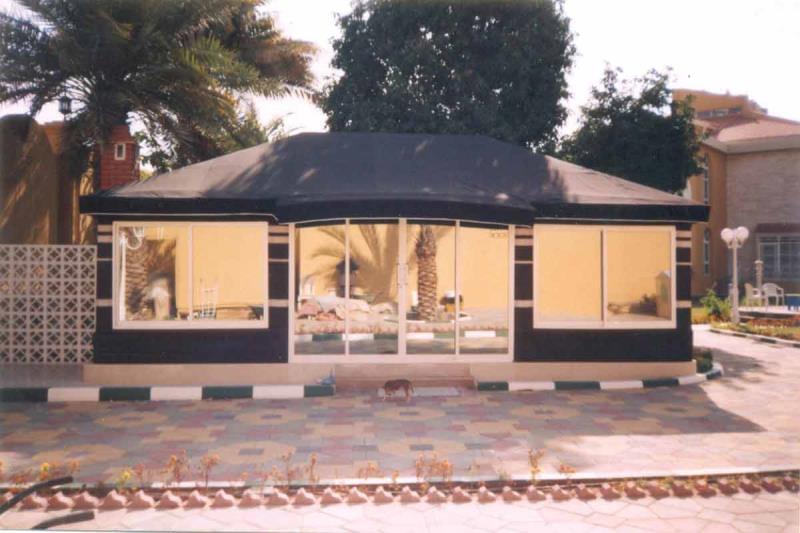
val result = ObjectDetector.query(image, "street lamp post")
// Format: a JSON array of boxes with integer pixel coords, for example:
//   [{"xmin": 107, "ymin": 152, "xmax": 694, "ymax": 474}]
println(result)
[{"xmin": 721, "ymin": 226, "xmax": 749, "ymax": 324}]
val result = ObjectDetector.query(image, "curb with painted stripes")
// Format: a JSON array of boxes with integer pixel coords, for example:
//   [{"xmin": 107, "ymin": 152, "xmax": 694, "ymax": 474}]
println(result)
[
  {"xmin": 0, "ymin": 384, "xmax": 335, "ymax": 403},
  {"xmin": 476, "ymin": 362, "xmax": 724, "ymax": 392},
  {"xmin": 710, "ymin": 327, "xmax": 800, "ymax": 348}
]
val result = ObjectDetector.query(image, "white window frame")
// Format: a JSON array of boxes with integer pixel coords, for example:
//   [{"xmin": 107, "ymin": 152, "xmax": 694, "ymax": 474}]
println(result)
[
  {"xmin": 533, "ymin": 224, "xmax": 676, "ymax": 330},
  {"xmin": 112, "ymin": 221, "xmax": 269, "ymax": 330},
  {"xmin": 701, "ymin": 155, "xmax": 710, "ymax": 204},
  {"xmin": 114, "ymin": 143, "xmax": 126, "ymax": 161},
  {"xmin": 288, "ymin": 218, "xmax": 514, "ymax": 363}
]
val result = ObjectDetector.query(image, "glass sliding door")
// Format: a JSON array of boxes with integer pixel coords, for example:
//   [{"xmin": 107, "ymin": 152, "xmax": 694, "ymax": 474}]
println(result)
[
  {"xmin": 405, "ymin": 222, "xmax": 456, "ymax": 354},
  {"xmin": 347, "ymin": 222, "xmax": 400, "ymax": 355},
  {"xmin": 292, "ymin": 219, "xmax": 512, "ymax": 359},
  {"xmin": 294, "ymin": 223, "xmax": 346, "ymax": 355}
]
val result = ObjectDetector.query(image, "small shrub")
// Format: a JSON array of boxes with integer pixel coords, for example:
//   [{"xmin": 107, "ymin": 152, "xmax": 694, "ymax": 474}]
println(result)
[
  {"xmin": 693, "ymin": 347, "xmax": 713, "ymax": 373},
  {"xmin": 700, "ymin": 288, "xmax": 730, "ymax": 322},
  {"xmin": 197, "ymin": 453, "xmax": 220, "ymax": 492}
]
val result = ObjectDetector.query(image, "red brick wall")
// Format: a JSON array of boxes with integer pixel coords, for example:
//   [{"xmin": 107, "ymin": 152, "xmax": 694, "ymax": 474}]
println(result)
[{"xmin": 99, "ymin": 124, "xmax": 139, "ymax": 189}]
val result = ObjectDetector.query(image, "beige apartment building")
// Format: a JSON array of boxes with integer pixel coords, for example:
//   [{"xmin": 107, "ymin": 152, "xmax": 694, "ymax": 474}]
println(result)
[{"xmin": 673, "ymin": 89, "xmax": 800, "ymax": 297}]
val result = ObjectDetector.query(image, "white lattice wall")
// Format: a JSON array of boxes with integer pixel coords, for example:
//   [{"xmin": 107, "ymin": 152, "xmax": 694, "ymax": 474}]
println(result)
[{"xmin": 0, "ymin": 245, "xmax": 96, "ymax": 363}]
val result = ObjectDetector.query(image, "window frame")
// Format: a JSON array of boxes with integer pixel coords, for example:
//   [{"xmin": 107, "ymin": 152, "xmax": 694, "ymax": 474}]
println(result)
[
  {"xmin": 703, "ymin": 227, "xmax": 711, "ymax": 275},
  {"xmin": 758, "ymin": 233, "xmax": 800, "ymax": 281},
  {"xmin": 701, "ymin": 155, "xmax": 710, "ymax": 204},
  {"xmin": 114, "ymin": 143, "xmax": 126, "ymax": 161},
  {"xmin": 112, "ymin": 221, "xmax": 269, "ymax": 330},
  {"xmin": 533, "ymin": 224, "xmax": 676, "ymax": 330}
]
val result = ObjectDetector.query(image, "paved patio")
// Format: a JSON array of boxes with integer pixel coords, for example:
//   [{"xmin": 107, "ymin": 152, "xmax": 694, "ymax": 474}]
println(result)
[
  {"xmin": 1, "ymin": 490, "xmax": 798, "ymax": 532},
  {"xmin": 1, "ymin": 328, "xmax": 799, "ymax": 484}
]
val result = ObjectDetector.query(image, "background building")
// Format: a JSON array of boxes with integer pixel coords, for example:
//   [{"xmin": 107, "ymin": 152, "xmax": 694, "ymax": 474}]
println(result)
[{"xmin": 673, "ymin": 89, "xmax": 800, "ymax": 296}]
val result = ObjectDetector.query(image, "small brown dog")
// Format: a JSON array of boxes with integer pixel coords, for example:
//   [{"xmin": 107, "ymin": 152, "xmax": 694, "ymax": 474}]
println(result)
[{"xmin": 383, "ymin": 379, "xmax": 414, "ymax": 401}]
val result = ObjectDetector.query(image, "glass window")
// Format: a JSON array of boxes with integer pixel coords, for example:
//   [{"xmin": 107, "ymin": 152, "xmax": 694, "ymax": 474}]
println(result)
[
  {"xmin": 701, "ymin": 155, "xmax": 710, "ymax": 204},
  {"xmin": 192, "ymin": 225, "xmax": 266, "ymax": 321},
  {"xmin": 114, "ymin": 223, "xmax": 268, "ymax": 328},
  {"xmin": 534, "ymin": 225, "xmax": 674, "ymax": 329},
  {"xmin": 459, "ymin": 226, "xmax": 509, "ymax": 353},
  {"xmin": 534, "ymin": 227, "xmax": 602, "ymax": 326},
  {"xmin": 759, "ymin": 235, "xmax": 800, "ymax": 280},
  {"xmin": 406, "ymin": 223, "xmax": 456, "ymax": 354},
  {"xmin": 117, "ymin": 225, "xmax": 189, "ymax": 322},
  {"xmin": 294, "ymin": 224, "xmax": 346, "ymax": 354},
  {"xmin": 703, "ymin": 228, "xmax": 710, "ymax": 275},
  {"xmin": 606, "ymin": 229, "xmax": 672, "ymax": 323}
]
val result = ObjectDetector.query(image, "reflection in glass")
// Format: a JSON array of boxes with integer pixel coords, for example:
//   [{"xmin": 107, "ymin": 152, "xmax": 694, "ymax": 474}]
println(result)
[
  {"xmin": 535, "ymin": 227, "xmax": 602, "ymax": 324},
  {"xmin": 459, "ymin": 226, "xmax": 509, "ymax": 353},
  {"xmin": 606, "ymin": 230, "xmax": 672, "ymax": 322},
  {"xmin": 116, "ymin": 225, "xmax": 189, "ymax": 322},
  {"xmin": 406, "ymin": 223, "xmax": 455, "ymax": 354},
  {"xmin": 192, "ymin": 225, "xmax": 265, "ymax": 321},
  {"xmin": 294, "ymin": 225, "xmax": 346, "ymax": 354},
  {"xmin": 348, "ymin": 223, "xmax": 399, "ymax": 354}
]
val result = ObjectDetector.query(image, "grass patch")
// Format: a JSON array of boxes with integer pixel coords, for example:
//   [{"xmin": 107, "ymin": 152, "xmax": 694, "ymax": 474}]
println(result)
[
  {"xmin": 691, "ymin": 306, "xmax": 709, "ymax": 324},
  {"xmin": 715, "ymin": 315, "xmax": 800, "ymax": 341}
]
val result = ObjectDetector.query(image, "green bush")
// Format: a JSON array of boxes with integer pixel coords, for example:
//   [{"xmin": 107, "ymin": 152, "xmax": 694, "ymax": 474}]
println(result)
[
  {"xmin": 693, "ymin": 347, "xmax": 713, "ymax": 373},
  {"xmin": 700, "ymin": 288, "xmax": 730, "ymax": 322}
]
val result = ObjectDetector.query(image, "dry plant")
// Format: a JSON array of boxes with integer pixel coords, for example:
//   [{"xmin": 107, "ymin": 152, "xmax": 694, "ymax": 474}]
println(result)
[
  {"xmin": 528, "ymin": 448, "xmax": 545, "ymax": 483},
  {"xmin": 163, "ymin": 450, "xmax": 191, "ymax": 486},
  {"xmin": 197, "ymin": 453, "xmax": 220, "ymax": 492}
]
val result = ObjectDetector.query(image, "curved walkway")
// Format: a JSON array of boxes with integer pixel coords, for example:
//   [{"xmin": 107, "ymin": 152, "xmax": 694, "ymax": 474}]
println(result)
[{"xmin": 1, "ymin": 328, "xmax": 798, "ymax": 483}]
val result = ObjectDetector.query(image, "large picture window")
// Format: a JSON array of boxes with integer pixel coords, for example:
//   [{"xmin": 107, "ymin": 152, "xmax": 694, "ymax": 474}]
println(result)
[
  {"xmin": 534, "ymin": 225, "xmax": 675, "ymax": 329},
  {"xmin": 113, "ymin": 222, "xmax": 268, "ymax": 329}
]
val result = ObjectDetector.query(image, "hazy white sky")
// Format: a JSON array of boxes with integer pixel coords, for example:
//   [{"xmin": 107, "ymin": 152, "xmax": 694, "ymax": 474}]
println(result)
[{"xmin": 2, "ymin": 0, "xmax": 799, "ymax": 136}]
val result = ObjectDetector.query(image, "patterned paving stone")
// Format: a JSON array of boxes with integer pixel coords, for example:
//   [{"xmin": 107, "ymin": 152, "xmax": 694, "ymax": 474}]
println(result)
[{"xmin": 0, "ymin": 329, "xmax": 799, "ymax": 487}]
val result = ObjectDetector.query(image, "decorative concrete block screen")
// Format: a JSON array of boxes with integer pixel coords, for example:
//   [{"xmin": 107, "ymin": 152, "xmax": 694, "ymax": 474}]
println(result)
[{"xmin": 0, "ymin": 245, "xmax": 96, "ymax": 363}]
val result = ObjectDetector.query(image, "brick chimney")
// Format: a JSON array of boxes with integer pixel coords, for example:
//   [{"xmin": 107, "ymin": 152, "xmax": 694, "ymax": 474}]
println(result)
[{"xmin": 99, "ymin": 124, "xmax": 139, "ymax": 189}]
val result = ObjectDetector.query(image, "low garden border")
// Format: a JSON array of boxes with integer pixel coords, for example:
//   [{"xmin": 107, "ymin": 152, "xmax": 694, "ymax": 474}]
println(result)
[
  {"xmin": 476, "ymin": 362, "xmax": 723, "ymax": 392},
  {"xmin": 710, "ymin": 327, "xmax": 800, "ymax": 348}
]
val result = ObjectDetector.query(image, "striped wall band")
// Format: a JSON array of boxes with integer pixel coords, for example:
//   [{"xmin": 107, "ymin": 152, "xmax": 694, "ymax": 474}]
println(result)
[
  {"xmin": 269, "ymin": 236, "xmax": 290, "ymax": 244},
  {"xmin": 514, "ymin": 300, "xmax": 534, "ymax": 308},
  {"xmin": 97, "ymin": 235, "xmax": 112, "ymax": 243},
  {"xmin": 268, "ymin": 299, "xmax": 289, "ymax": 308},
  {"xmin": 515, "ymin": 238, "xmax": 533, "ymax": 246},
  {"xmin": 676, "ymin": 241, "xmax": 691, "ymax": 248},
  {"xmin": 97, "ymin": 224, "xmax": 113, "ymax": 232},
  {"xmin": 96, "ymin": 298, "xmax": 112, "ymax": 307},
  {"xmin": 676, "ymin": 230, "xmax": 692, "ymax": 238},
  {"xmin": 0, "ymin": 384, "xmax": 335, "ymax": 403}
]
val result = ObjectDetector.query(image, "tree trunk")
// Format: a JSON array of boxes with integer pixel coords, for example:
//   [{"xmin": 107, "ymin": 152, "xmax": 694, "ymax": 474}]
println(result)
[{"xmin": 415, "ymin": 225, "xmax": 438, "ymax": 321}]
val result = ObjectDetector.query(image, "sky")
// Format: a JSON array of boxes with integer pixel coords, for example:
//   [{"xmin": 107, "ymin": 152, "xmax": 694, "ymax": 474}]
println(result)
[{"xmin": 2, "ymin": 0, "xmax": 799, "ymax": 137}]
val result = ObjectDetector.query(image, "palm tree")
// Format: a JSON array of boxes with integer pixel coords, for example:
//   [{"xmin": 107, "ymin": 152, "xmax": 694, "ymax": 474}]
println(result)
[
  {"xmin": 414, "ymin": 225, "xmax": 438, "ymax": 321},
  {"xmin": 310, "ymin": 224, "xmax": 449, "ymax": 321},
  {"xmin": 0, "ymin": 0, "xmax": 316, "ymax": 175}
]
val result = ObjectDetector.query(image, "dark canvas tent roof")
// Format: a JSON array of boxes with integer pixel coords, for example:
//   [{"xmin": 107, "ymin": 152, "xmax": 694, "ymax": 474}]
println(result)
[{"xmin": 81, "ymin": 132, "xmax": 708, "ymax": 223}]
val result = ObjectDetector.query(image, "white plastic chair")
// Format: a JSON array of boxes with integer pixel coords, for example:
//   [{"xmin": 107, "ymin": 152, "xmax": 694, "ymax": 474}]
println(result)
[
  {"xmin": 761, "ymin": 283, "xmax": 785, "ymax": 306},
  {"xmin": 744, "ymin": 283, "xmax": 763, "ymax": 307}
]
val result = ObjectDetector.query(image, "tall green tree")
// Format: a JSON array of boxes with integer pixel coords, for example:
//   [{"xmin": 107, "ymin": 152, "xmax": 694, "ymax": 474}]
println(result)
[
  {"xmin": 0, "ymin": 0, "xmax": 316, "ymax": 174},
  {"xmin": 322, "ymin": 0, "xmax": 575, "ymax": 151},
  {"xmin": 559, "ymin": 67, "xmax": 701, "ymax": 193}
]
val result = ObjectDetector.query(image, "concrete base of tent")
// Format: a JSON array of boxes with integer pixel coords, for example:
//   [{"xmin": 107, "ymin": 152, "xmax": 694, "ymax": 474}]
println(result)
[{"xmin": 82, "ymin": 361, "xmax": 696, "ymax": 388}]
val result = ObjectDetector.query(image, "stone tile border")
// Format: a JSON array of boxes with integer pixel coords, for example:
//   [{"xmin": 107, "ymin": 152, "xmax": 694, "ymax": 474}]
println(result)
[
  {"xmin": 0, "ymin": 384, "xmax": 335, "ymax": 404},
  {"xmin": 1, "ymin": 472, "xmax": 797, "ymax": 512},
  {"xmin": 477, "ymin": 362, "xmax": 724, "ymax": 392},
  {"xmin": 710, "ymin": 327, "xmax": 800, "ymax": 348}
]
